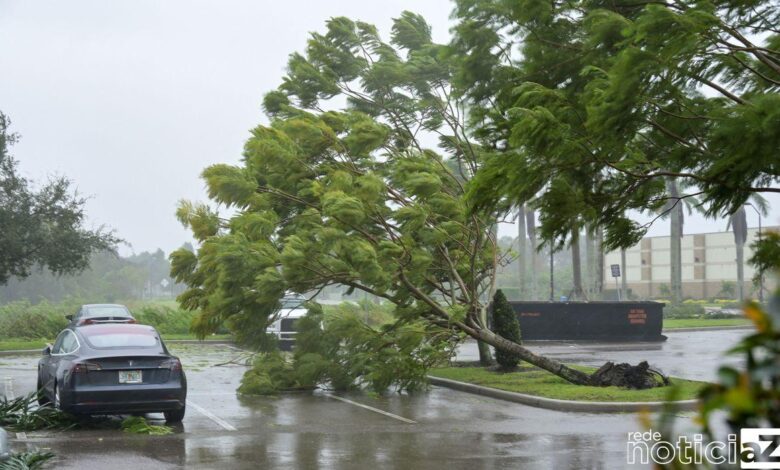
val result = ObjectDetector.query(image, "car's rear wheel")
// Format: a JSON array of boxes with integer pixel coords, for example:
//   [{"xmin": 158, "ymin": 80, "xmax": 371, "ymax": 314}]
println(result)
[
  {"xmin": 36, "ymin": 378, "xmax": 50, "ymax": 406},
  {"xmin": 164, "ymin": 406, "xmax": 185, "ymax": 423}
]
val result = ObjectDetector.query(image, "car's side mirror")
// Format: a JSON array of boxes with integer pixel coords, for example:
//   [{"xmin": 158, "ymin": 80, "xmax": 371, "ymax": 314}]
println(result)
[
  {"xmin": 42, "ymin": 345, "xmax": 51, "ymax": 356},
  {"xmin": 65, "ymin": 314, "xmax": 73, "ymax": 321}
]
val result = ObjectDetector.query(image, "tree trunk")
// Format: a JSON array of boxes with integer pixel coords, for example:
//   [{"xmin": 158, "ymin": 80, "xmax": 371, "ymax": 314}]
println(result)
[
  {"xmin": 595, "ymin": 227, "xmax": 604, "ymax": 297},
  {"xmin": 620, "ymin": 248, "xmax": 628, "ymax": 295},
  {"xmin": 669, "ymin": 181, "xmax": 683, "ymax": 303},
  {"xmin": 463, "ymin": 323, "xmax": 591, "ymax": 384},
  {"xmin": 585, "ymin": 230, "xmax": 596, "ymax": 297},
  {"xmin": 526, "ymin": 210, "xmax": 538, "ymax": 300},
  {"xmin": 477, "ymin": 226, "xmax": 498, "ymax": 366},
  {"xmin": 570, "ymin": 229, "xmax": 587, "ymax": 300},
  {"xmin": 736, "ymin": 242, "xmax": 744, "ymax": 301},
  {"xmin": 730, "ymin": 207, "xmax": 747, "ymax": 302},
  {"xmin": 517, "ymin": 206, "xmax": 527, "ymax": 299},
  {"xmin": 457, "ymin": 321, "xmax": 662, "ymax": 388}
]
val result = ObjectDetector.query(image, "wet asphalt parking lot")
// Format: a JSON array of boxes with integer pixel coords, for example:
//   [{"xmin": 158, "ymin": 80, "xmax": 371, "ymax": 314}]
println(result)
[{"xmin": 0, "ymin": 329, "xmax": 746, "ymax": 469}]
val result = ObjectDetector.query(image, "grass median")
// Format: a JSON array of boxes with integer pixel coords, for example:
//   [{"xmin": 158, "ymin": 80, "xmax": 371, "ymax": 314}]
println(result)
[
  {"xmin": 663, "ymin": 318, "xmax": 751, "ymax": 329},
  {"xmin": 429, "ymin": 364, "xmax": 707, "ymax": 402},
  {"xmin": 0, "ymin": 334, "xmax": 233, "ymax": 351}
]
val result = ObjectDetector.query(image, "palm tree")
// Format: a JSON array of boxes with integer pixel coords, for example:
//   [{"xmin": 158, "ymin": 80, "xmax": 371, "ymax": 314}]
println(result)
[
  {"xmin": 516, "ymin": 206, "xmax": 527, "ymax": 299},
  {"xmin": 569, "ymin": 225, "xmax": 587, "ymax": 300},
  {"xmin": 660, "ymin": 179, "xmax": 706, "ymax": 303},
  {"xmin": 726, "ymin": 196, "xmax": 768, "ymax": 301},
  {"xmin": 525, "ymin": 208, "xmax": 540, "ymax": 299}
]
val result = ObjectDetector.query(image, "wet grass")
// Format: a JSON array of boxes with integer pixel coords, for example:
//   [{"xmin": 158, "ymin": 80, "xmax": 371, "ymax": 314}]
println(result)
[
  {"xmin": 0, "ymin": 339, "xmax": 48, "ymax": 351},
  {"xmin": 428, "ymin": 365, "xmax": 707, "ymax": 402},
  {"xmin": 663, "ymin": 318, "xmax": 751, "ymax": 329}
]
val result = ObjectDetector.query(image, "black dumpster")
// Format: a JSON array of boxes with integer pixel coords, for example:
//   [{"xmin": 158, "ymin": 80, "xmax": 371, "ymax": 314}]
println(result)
[{"xmin": 507, "ymin": 301, "xmax": 665, "ymax": 342}]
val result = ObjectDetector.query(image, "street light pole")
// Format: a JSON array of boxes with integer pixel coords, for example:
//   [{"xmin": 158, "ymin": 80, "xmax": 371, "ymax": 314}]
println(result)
[{"xmin": 745, "ymin": 203, "xmax": 763, "ymax": 303}]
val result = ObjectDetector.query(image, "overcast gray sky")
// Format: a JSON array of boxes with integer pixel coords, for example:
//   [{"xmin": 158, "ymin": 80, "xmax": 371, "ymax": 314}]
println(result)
[{"xmin": 1, "ymin": 0, "xmax": 778, "ymax": 256}]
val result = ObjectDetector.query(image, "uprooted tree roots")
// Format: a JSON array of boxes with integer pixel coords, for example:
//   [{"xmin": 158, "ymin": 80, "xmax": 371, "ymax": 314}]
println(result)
[{"xmin": 588, "ymin": 361, "xmax": 669, "ymax": 389}]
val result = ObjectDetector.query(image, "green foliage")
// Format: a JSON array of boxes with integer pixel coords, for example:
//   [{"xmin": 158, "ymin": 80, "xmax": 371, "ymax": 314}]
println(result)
[
  {"xmin": 0, "ymin": 301, "xmax": 69, "ymax": 341},
  {"xmin": 237, "ymin": 352, "xmax": 303, "ymax": 395},
  {"xmin": 0, "ymin": 112, "xmax": 120, "ymax": 284},
  {"xmin": 120, "ymin": 416, "xmax": 173, "ymax": 435},
  {"xmin": 133, "ymin": 305, "xmax": 198, "ymax": 335},
  {"xmin": 0, "ymin": 450, "xmax": 56, "ymax": 470},
  {"xmin": 491, "ymin": 290, "xmax": 521, "ymax": 369},
  {"xmin": 0, "ymin": 300, "xmax": 201, "ymax": 341},
  {"xmin": 750, "ymin": 231, "xmax": 780, "ymax": 285},
  {"xmin": 662, "ymin": 303, "xmax": 705, "ymax": 319},
  {"xmin": 456, "ymin": 0, "xmax": 780, "ymax": 252},
  {"xmin": 0, "ymin": 393, "xmax": 75, "ymax": 432},
  {"xmin": 285, "ymin": 303, "xmax": 456, "ymax": 393},
  {"xmin": 0, "ymin": 248, "xmax": 182, "ymax": 305},
  {"xmin": 173, "ymin": 10, "xmax": 626, "ymax": 387},
  {"xmin": 321, "ymin": 300, "xmax": 395, "ymax": 327},
  {"xmin": 717, "ymin": 280, "xmax": 737, "ymax": 299},
  {"xmin": 172, "ymin": 14, "xmax": 500, "ymax": 348}
]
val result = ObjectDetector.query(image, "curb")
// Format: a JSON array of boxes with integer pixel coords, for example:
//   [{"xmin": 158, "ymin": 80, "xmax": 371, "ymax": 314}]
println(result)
[
  {"xmin": 427, "ymin": 376, "xmax": 699, "ymax": 413},
  {"xmin": 663, "ymin": 325, "xmax": 752, "ymax": 333}
]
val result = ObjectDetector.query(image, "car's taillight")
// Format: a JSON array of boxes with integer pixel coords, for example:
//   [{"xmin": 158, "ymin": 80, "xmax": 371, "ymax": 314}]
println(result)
[
  {"xmin": 80, "ymin": 319, "xmax": 95, "ymax": 325},
  {"xmin": 159, "ymin": 358, "xmax": 182, "ymax": 371},
  {"xmin": 71, "ymin": 362, "xmax": 102, "ymax": 374},
  {"xmin": 127, "ymin": 318, "xmax": 137, "ymax": 324}
]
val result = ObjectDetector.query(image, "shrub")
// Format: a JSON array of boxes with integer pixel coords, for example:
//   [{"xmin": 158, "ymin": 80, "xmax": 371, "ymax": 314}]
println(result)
[
  {"xmin": 0, "ymin": 301, "xmax": 71, "ymax": 340},
  {"xmin": 238, "ymin": 352, "xmax": 301, "ymax": 395},
  {"xmin": 133, "ymin": 306, "xmax": 197, "ymax": 335},
  {"xmin": 287, "ymin": 303, "xmax": 453, "ymax": 393},
  {"xmin": 663, "ymin": 303, "xmax": 705, "ymax": 318},
  {"xmin": 491, "ymin": 289, "xmax": 521, "ymax": 369}
]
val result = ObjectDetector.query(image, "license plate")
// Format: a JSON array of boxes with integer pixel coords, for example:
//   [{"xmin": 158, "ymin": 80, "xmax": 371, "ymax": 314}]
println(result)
[{"xmin": 119, "ymin": 370, "xmax": 142, "ymax": 384}]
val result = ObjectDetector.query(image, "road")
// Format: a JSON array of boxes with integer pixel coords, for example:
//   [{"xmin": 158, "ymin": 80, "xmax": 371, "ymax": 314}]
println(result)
[{"xmin": 0, "ymin": 329, "xmax": 744, "ymax": 469}]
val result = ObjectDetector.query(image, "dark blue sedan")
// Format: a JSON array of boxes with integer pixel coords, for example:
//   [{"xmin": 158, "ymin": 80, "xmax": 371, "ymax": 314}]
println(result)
[{"xmin": 37, "ymin": 323, "xmax": 187, "ymax": 422}]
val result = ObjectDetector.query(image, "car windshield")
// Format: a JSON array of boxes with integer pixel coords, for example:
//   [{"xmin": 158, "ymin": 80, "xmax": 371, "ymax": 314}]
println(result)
[
  {"xmin": 280, "ymin": 297, "xmax": 305, "ymax": 309},
  {"xmin": 82, "ymin": 305, "xmax": 131, "ymax": 318},
  {"xmin": 81, "ymin": 326, "xmax": 159, "ymax": 349}
]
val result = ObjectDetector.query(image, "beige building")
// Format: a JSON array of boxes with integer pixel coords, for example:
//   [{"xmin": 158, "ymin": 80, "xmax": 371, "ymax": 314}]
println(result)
[{"xmin": 603, "ymin": 227, "xmax": 778, "ymax": 299}]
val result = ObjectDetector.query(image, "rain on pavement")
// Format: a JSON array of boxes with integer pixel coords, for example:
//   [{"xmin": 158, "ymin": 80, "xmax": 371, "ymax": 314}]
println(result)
[{"xmin": 0, "ymin": 329, "xmax": 744, "ymax": 469}]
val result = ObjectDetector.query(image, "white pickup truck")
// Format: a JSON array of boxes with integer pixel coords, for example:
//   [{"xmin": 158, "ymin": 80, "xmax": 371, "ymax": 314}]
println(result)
[{"xmin": 267, "ymin": 294, "xmax": 308, "ymax": 351}]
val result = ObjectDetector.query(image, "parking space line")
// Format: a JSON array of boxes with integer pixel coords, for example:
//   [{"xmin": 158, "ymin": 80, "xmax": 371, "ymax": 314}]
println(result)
[
  {"xmin": 187, "ymin": 400, "xmax": 237, "ymax": 431},
  {"xmin": 326, "ymin": 394, "xmax": 416, "ymax": 424},
  {"xmin": 3, "ymin": 377, "xmax": 28, "ymax": 440}
]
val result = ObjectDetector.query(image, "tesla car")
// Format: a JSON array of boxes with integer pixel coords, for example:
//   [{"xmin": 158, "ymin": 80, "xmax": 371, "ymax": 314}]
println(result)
[
  {"xmin": 67, "ymin": 304, "xmax": 136, "ymax": 326},
  {"xmin": 37, "ymin": 323, "xmax": 186, "ymax": 422}
]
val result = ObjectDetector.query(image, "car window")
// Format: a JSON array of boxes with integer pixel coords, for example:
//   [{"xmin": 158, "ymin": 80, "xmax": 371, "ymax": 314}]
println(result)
[
  {"xmin": 280, "ymin": 297, "xmax": 305, "ymax": 309},
  {"xmin": 82, "ymin": 305, "xmax": 131, "ymax": 318},
  {"xmin": 81, "ymin": 328, "xmax": 160, "ymax": 349},
  {"xmin": 60, "ymin": 331, "xmax": 78, "ymax": 354},
  {"xmin": 51, "ymin": 331, "xmax": 67, "ymax": 354}
]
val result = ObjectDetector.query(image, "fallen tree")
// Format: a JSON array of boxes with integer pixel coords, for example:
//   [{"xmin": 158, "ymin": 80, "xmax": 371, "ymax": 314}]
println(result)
[{"xmin": 170, "ymin": 13, "xmax": 662, "ymax": 389}]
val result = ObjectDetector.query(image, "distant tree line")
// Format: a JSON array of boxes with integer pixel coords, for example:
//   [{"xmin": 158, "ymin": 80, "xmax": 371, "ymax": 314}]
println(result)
[{"xmin": 0, "ymin": 246, "xmax": 190, "ymax": 305}]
